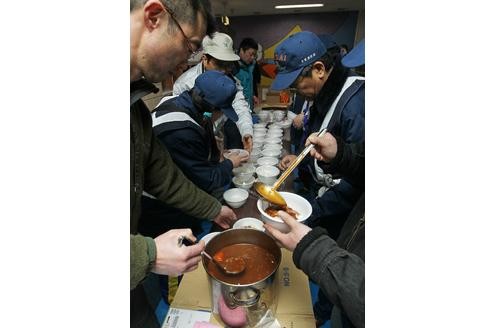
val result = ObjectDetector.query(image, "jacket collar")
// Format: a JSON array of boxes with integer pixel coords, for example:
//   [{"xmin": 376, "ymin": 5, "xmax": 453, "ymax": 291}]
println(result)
[
  {"xmin": 313, "ymin": 66, "xmax": 349, "ymax": 116},
  {"xmin": 172, "ymin": 92, "xmax": 202, "ymax": 123},
  {"xmin": 130, "ymin": 78, "xmax": 159, "ymax": 107}
]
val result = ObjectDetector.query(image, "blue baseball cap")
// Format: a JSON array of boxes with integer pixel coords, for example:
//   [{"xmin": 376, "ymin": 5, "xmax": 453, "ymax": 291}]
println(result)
[
  {"xmin": 342, "ymin": 39, "xmax": 365, "ymax": 68},
  {"xmin": 271, "ymin": 31, "xmax": 327, "ymax": 90},
  {"xmin": 194, "ymin": 70, "xmax": 238, "ymax": 122}
]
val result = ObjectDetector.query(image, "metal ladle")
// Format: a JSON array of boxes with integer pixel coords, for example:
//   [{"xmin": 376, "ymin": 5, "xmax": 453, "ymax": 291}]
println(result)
[
  {"xmin": 255, "ymin": 128, "xmax": 327, "ymax": 206},
  {"xmin": 202, "ymin": 251, "xmax": 246, "ymax": 275}
]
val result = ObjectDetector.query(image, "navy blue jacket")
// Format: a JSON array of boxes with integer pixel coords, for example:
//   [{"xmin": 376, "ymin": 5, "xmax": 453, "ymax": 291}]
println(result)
[
  {"xmin": 301, "ymin": 67, "xmax": 365, "ymax": 238},
  {"xmin": 307, "ymin": 72, "xmax": 364, "ymax": 143},
  {"xmin": 153, "ymin": 93, "xmax": 233, "ymax": 193},
  {"xmin": 138, "ymin": 93, "xmax": 233, "ymax": 238}
]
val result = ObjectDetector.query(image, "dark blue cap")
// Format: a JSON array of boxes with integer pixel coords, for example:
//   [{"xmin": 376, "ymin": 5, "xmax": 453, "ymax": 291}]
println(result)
[
  {"xmin": 342, "ymin": 39, "xmax": 365, "ymax": 68},
  {"xmin": 194, "ymin": 70, "xmax": 238, "ymax": 122},
  {"xmin": 271, "ymin": 31, "xmax": 327, "ymax": 90},
  {"xmin": 317, "ymin": 34, "xmax": 338, "ymax": 50}
]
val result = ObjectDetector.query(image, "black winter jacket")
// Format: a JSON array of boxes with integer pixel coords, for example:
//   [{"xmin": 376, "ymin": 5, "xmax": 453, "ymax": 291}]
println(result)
[{"xmin": 293, "ymin": 141, "xmax": 365, "ymax": 328}]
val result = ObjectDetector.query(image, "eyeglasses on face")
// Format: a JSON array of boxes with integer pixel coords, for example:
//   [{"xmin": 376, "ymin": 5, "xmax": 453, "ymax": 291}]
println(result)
[{"xmin": 163, "ymin": 5, "xmax": 200, "ymax": 56}]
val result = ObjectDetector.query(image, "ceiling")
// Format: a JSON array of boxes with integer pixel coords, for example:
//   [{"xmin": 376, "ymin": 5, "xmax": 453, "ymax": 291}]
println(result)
[{"xmin": 210, "ymin": 0, "xmax": 365, "ymax": 17}]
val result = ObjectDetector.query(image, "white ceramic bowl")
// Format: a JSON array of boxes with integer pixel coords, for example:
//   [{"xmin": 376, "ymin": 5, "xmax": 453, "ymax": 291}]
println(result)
[
  {"xmin": 266, "ymin": 131, "xmax": 283, "ymax": 138},
  {"xmin": 273, "ymin": 110, "xmax": 286, "ymax": 122},
  {"xmin": 255, "ymin": 165, "xmax": 279, "ymax": 185},
  {"xmin": 261, "ymin": 148, "xmax": 282, "ymax": 158},
  {"xmin": 256, "ymin": 156, "xmax": 279, "ymax": 167},
  {"xmin": 257, "ymin": 192, "xmax": 312, "ymax": 233},
  {"xmin": 262, "ymin": 144, "xmax": 283, "ymax": 151},
  {"xmin": 249, "ymin": 149, "xmax": 262, "ymax": 160},
  {"xmin": 224, "ymin": 149, "xmax": 249, "ymax": 160},
  {"xmin": 233, "ymin": 217, "xmax": 265, "ymax": 231},
  {"xmin": 264, "ymin": 137, "xmax": 282, "ymax": 145},
  {"xmin": 200, "ymin": 232, "xmax": 220, "ymax": 245},
  {"xmin": 278, "ymin": 119, "xmax": 292, "ymax": 129},
  {"xmin": 268, "ymin": 125, "xmax": 283, "ymax": 131},
  {"xmin": 251, "ymin": 148, "xmax": 262, "ymax": 157},
  {"xmin": 232, "ymin": 175, "xmax": 255, "ymax": 190},
  {"xmin": 253, "ymin": 137, "xmax": 265, "ymax": 145},
  {"xmin": 223, "ymin": 188, "xmax": 249, "ymax": 208},
  {"xmin": 232, "ymin": 163, "xmax": 256, "ymax": 175},
  {"xmin": 257, "ymin": 111, "xmax": 270, "ymax": 122}
]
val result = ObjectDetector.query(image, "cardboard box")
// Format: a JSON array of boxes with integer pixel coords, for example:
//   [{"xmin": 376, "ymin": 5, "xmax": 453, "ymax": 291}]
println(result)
[
  {"xmin": 163, "ymin": 249, "xmax": 315, "ymax": 327},
  {"xmin": 254, "ymin": 91, "xmax": 290, "ymax": 111}
]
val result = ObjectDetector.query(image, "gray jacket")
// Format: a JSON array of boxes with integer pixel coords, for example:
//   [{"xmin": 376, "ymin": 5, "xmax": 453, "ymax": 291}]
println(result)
[
  {"xmin": 294, "ymin": 141, "xmax": 365, "ymax": 328},
  {"xmin": 294, "ymin": 196, "xmax": 364, "ymax": 328}
]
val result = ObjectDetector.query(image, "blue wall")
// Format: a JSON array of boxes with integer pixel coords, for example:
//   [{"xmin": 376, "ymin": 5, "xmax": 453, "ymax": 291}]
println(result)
[{"xmin": 218, "ymin": 11, "xmax": 359, "ymax": 53}]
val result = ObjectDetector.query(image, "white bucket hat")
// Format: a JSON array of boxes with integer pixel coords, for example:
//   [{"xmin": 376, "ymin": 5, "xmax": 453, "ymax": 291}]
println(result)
[{"xmin": 202, "ymin": 32, "xmax": 240, "ymax": 61}]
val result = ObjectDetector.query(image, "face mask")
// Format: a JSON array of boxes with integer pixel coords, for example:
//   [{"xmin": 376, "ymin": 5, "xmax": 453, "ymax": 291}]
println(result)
[{"xmin": 203, "ymin": 112, "xmax": 213, "ymax": 118}]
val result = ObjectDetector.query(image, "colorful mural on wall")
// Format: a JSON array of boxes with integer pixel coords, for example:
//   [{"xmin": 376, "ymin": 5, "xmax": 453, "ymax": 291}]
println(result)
[{"xmin": 219, "ymin": 11, "xmax": 359, "ymax": 87}]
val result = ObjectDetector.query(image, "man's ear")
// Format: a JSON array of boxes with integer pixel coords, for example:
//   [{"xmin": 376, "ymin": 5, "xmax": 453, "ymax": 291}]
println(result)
[
  {"xmin": 313, "ymin": 61, "xmax": 327, "ymax": 79},
  {"xmin": 143, "ymin": 0, "xmax": 166, "ymax": 31}
]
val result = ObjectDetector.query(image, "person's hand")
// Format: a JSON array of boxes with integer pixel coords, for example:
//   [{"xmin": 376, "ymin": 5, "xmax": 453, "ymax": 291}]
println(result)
[
  {"xmin": 278, "ymin": 154, "xmax": 297, "ymax": 171},
  {"xmin": 151, "ymin": 229, "xmax": 205, "ymax": 276},
  {"xmin": 228, "ymin": 152, "xmax": 249, "ymax": 168},
  {"xmin": 292, "ymin": 113, "xmax": 304, "ymax": 129},
  {"xmin": 305, "ymin": 132, "xmax": 338, "ymax": 163},
  {"xmin": 253, "ymin": 95, "xmax": 260, "ymax": 106},
  {"xmin": 263, "ymin": 211, "xmax": 312, "ymax": 252},
  {"xmin": 213, "ymin": 205, "xmax": 237, "ymax": 229},
  {"xmin": 242, "ymin": 135, "xmax": 253, "ymax": 153}
]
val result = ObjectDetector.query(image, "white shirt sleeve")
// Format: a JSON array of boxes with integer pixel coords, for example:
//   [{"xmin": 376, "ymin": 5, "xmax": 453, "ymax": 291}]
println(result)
[
  {"xmin": 172, "ymin": 63, "xmax": 202, "ymax": 95},
  {"xmin": 232, "ymin": 77, "xmax": 254, "ymax": 138}
]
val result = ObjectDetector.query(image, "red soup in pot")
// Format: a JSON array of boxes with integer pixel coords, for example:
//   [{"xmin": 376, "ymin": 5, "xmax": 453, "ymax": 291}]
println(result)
[{"xmin": 207, "ymin": 243, "xmax": 277, "ymax": 285}]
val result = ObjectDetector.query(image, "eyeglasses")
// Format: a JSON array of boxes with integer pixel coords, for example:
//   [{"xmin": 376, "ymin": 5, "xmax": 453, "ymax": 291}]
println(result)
[{"xmin": 163, "ymin": 5, "xmax": 199, "ymax": 56}]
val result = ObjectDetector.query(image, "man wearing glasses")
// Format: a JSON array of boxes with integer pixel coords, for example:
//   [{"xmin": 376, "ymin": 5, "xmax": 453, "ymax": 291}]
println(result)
[{"xmin": 130, "ymin": 1, "xmax": 236, "ymax": 327}]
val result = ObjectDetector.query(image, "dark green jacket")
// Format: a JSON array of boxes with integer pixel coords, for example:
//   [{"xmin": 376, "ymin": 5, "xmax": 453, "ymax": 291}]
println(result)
[
  {"xmin": 130, "ymin": 79, "xmax": 222, "ymax": 286},
  {"xmin": 130, "ymin": 79, "xmax": 221, "ymax": 327}
]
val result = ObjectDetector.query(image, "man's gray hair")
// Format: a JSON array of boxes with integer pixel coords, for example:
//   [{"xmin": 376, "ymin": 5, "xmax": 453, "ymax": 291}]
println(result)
[{"xmin": 130, "ymin": 0, "xmax": 216, "ymax": 36}]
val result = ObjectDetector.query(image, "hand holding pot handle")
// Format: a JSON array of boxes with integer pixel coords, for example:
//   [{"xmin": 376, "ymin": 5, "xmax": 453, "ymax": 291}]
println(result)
[{"xmin": 151, "ymin": 229, "xmax": 205, "ymax": 276}]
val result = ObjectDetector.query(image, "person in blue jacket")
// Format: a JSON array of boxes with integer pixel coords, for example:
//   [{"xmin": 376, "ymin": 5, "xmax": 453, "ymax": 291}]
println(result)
[
  {"xmin": 273, "ymin": 34, "xmax": 365, "ymax": 326},
  {"xmin": 139, "ymin": 70, "xmax": 249, "ymax": 239},
  {"xmin": 234, "ymin": 37, "xmax": 259, "ymax": 110},
  {"xmin": 274, "ymin": 32, "xmax": 365, "ymax": 240}
]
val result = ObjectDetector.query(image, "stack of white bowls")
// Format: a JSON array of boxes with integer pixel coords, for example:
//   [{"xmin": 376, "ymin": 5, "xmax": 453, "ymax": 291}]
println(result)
[
  {"xmin": 247, "ymin": 121, "xmax": 281, "ymax": 188},
  {"xmin": 259, "ymin": 124, "xmax": 283, "ymax": 159},
  {"xmin": 257, "ymin": 110, "xmax": 272, "ymax": 123},
  {"xmin": 273, "ymin": 110, "xmax": 286, "ymax": 122},
  {"xmin": 232, "ymin": 163, "xmax": 256, "ymax": 190}
]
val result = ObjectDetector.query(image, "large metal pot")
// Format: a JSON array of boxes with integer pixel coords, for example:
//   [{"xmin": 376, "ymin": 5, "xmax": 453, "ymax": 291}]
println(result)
[{"xmin": 202, "ymin": 229, "xmax": 281, "ymax": 327}]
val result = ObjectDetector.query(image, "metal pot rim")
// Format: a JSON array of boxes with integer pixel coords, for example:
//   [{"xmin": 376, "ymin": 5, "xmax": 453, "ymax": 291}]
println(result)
[{"xmin": 202, "ymin": 229, "xmax": 281, "ymax": 286}]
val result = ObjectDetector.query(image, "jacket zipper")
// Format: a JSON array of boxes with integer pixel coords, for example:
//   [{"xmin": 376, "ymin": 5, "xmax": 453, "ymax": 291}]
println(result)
[{"xmin": 345, "ymin": 215, "xmax": 365, "ymax": 250}]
